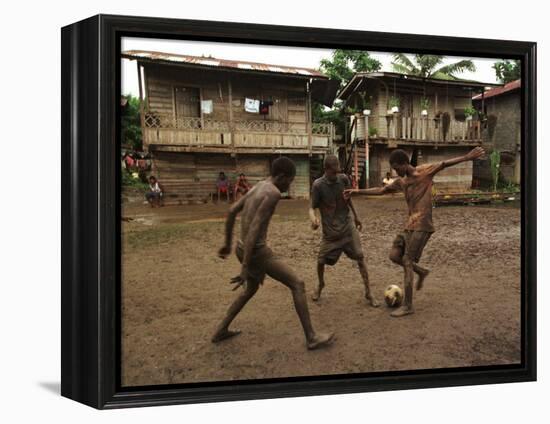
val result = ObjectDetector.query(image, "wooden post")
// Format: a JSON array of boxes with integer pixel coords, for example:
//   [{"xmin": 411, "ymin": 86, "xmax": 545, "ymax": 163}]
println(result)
[
  {"xmin": 137, "ymin": 63, "xmax": 146, "ymax": 147},
  {"xmin": 171, "ymin": 86, "xmax": 177, "ymax": 128},
  {"xmin": 199, "ymin": 88, "xmax": 205, "ymax": 130},
  {"xmin": 137, "ymin": 62, "xmax": 145, "ymax": 127},
  {"xmin": 354, "ymin": 139, "xmax": 358, "ymax": 187},
  {"xmin": 306, "ymin": 83, "xmax": 312, "ymax": 156},
  {"xmin": 434, "ymin": 92, "xmax": 438, "ymax": 142},
  {"xmin": 228, "ymin": 79, "xmax": 234, "ymax": 149},
  {"xmin": 364, "ymin": 115, "xmax": 369, "ymax": 188}
]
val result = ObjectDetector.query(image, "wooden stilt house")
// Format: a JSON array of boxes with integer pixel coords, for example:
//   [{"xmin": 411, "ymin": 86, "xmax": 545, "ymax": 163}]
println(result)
[
  {"xmin": 122, "ymin": 51, "xmax": 339, "ymax": 202},
  {"xmin": 336, "ymin": 72, "xmax": 501, "ymax": 191}
]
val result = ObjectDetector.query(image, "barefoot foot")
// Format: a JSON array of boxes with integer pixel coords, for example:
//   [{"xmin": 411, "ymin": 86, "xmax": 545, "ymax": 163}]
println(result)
[
  {"xmin": 365, "ymin": 293, "xmax": 380, "ymax": 307},
  {"xmin": 311, "ymin": 286, "xmax": 323, "ymax": 302},
  {"xmin": 307, "ymin": 332, "xmax": 335, "ymax": 350},
  {"xmin": 211, "ymin": 329, "xmax": 242, "ymax": 343},
  {"xmin": 390, "ymin": 306, "xmax": 415, "ymax": 318},
  {"xmin": 416, "ymin": 269, "xmax": 430, "ymax": 291}
]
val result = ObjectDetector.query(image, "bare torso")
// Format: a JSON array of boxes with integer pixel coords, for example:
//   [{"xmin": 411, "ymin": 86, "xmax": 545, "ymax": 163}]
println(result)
[{"xmin": 239, "ymin": 180, "xmax": 281, "ymax": 249}]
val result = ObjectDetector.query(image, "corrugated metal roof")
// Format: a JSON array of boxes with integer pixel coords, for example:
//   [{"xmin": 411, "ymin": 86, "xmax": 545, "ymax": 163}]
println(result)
[
  {"xmin": 122, "ymin": 50, "xmax": 327, "ymax": 79},
  {"xmin": 338, "ymin": 72, "xmax": 502, "ymax": 100},
  {"xmin": 472, "ymin": 79, "xmax": 520, "ymax": 100}
]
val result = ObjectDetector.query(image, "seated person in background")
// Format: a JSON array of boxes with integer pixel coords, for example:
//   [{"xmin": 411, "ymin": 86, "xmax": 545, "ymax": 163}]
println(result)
[
  {"xmin": 145, "ymin": 176, "xmax": 164, "ymax": 207},
  {"xmin": 216, "ymin": 172, "xmax": 231, "ymax": 202},
  {"xmin": 234, "ymin": 173, "xmax": 252, "ymax": 201},
  {"xmin": 124, "ymin": 153, "xmax": 136, "ymax": 171},
  {"xmin": 383, "ymin": 172, "xmax": 395, "ymax": 186}
]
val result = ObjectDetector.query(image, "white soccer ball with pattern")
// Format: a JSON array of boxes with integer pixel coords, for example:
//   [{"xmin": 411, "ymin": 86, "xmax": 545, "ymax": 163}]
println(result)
[{"xmin": 384, "ymin": 284, "xmax": 403, "ymax": 307}]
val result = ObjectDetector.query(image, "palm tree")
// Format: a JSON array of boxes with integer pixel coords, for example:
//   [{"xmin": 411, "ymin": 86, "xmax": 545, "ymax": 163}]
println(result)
[{"xmin": 391, "ymin": 54, "xmax": 476, "ymax": 80}]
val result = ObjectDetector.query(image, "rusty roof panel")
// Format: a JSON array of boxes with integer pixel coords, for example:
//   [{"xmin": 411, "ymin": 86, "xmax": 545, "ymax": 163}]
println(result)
[
  {"xmin": 122, "ymin": 50, "xmax": 327, "ymax": 79},
  {"xmin": 472, "ymin": 79, "xmax": 520, "ymax": 100}
]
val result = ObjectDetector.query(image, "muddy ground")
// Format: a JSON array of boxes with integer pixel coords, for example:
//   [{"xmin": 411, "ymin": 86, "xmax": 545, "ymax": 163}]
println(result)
[{"xmin": 121, "ymin": 196, "xmax": 521, "ymax": 387}]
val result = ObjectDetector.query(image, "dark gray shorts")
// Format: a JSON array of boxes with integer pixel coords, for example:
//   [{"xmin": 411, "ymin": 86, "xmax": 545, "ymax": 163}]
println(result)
[
  {"xmin": 318, "ymin": 229, "xmax": 364, "ymax": 266},
  {"xmin": 235, "ymin": 244, "xmax": 276, "ymax": 285},
  {"xmin": 392, "ymin": 230, "xmax": 432, "ymax": 263}
]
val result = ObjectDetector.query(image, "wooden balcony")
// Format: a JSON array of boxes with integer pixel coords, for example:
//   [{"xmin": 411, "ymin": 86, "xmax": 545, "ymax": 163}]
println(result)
[
  {"xmin": 352, "ymin": 114, "xmax": 482, "ymax": 146},
  {"xmin": 142, "ymin": 114, "xmax": 333, "ymax": 154}
]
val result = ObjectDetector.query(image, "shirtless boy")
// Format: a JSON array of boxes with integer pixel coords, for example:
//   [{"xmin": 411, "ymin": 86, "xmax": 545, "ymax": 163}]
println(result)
[
  {"xmin": 213, "ymin": 157, "xmax": 334, "ymax": 350},
  {"xmin": 345, "ymin": 146, "xmax": 485, "ymax": 317},
  {"xmin": 309, "ymin": 155, "xmax": 379, "ymax": 306}
]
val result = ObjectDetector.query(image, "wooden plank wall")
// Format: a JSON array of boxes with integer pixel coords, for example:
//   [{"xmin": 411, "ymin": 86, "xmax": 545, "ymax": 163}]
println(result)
[
  {"xmin": 369, "ymin": 145, "xmax": 473, "ymax": 192},
  {"xmin": 151, "ymin": 152, "xmax": 311, "ymax": 201},
  {"xmin": 144, "ymin": 63, "xmax": 308, "ymax": 128},
  {"xmin": 288, "ymin": 156, "xmax": 310, "ymax": 199},
  {"xmin": 421, "ymin": 147, "xmax": 474, "ymax": 192}
]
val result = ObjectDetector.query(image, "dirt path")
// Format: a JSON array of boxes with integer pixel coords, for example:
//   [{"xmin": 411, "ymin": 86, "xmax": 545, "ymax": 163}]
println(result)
[{"xmin": 121, "ymin": 197, "xmax": 521, "ymax": 386}]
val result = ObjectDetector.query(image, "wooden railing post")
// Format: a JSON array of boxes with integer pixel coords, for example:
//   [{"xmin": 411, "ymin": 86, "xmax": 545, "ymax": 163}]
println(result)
[
  {"xmin": 354, "ymin": 141, "xmax": 358, "ymax": 187},
  {"xmin": 137, "ymin": 62, "xmax": 145, "ymax": 134},
  {"xmin": 306, "ymin": 84, "xmax": 312, "ymax": 156},
  {"xmin": 228, "ymin": 79, "xmax": 234, "ymax": 150}
]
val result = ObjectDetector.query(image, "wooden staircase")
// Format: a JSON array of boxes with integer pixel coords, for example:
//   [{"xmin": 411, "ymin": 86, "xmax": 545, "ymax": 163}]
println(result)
[
  {"xmin": 343, "ymin": 115, "xmax": 368, "ymax": 188},
  {"xmin": 349, "ymin": 142, "xmax": 367, "ymax": 188}
]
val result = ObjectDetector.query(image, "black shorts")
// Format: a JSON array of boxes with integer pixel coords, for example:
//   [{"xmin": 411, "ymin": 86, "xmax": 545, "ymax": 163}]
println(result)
[
  {"xmin": 392, "ymin": 230, "xmax": 432, "ymax": 263},
  {"xmin": 318, "ymin": 229, "xmax": 364, "ymax": 266},
  {"xmin": 235, "ymin": 244, "xmax": 276, "ymax": 285}
]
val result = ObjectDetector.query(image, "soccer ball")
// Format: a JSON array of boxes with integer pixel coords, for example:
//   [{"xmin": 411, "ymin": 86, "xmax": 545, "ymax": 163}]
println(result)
[{"xmin": 384, "ymin": 284, "xmax": 403, "ymax": 307}]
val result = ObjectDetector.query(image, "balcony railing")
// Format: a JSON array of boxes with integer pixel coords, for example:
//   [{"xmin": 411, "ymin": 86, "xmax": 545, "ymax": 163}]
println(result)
[
  {"xmin": 142, "ymin": 113, "xmax": 333, "ymax": 150},
  {"xmin": 144, "ymin": 113, "xmax": 332, "ymax": 135},
  {"xmin": 352, "ymin": 115, "xmax": 482, "ymax": 143}
]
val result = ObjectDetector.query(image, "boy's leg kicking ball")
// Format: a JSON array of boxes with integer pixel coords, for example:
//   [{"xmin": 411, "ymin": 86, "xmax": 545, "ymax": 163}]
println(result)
[
  {"xmin": 388, "ymin": 231, "xmax": 431, "ymax": 317},
  {"xmin": 344, "ymin": 146, "xmax": 485, "ymax": 317}
]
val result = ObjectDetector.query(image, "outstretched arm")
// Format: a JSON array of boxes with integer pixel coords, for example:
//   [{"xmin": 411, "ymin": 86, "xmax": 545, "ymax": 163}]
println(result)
[
  {"xmin": 440, "ymin": 146, "xmax": 485, "ymax": 170},
  {"xmin": 344, "ymin": 185, "xmax": 396, "ymax": 199}
]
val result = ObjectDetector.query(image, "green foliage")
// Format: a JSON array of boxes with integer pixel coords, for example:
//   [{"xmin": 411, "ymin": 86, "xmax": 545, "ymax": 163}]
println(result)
[
  {"xmin": 122, "ymin": 169, "xmax": 148, "ymax": 190},
  {"xmin": 490, "ymin": 150, "xmax": 501, "ymax": 192},
  {"xmin": 121, "ymin": 95, "xmax": 143, "ymax": 150},
  {"xmin": 493, "ymin": 60, "xmax": 520, "ymax": 84},
  {"xmin": 357, "ymin": 92, "xmax": 372, "ymax": 110},
  {"xmin": 391, "ymin": 54, "xmax": 476, "ymax": 79},
  {"xmin": 420, "ymin": 97, "xmax": 430, "ymax": 110},
  {"xmin": 368, "ymin": 126, "xmax": 378, "ymax": 137},
  {"xmin": 320, "ymin": 50, "xmax": 382, "ymax": 89},
  {"xmin": 498, "ymin": 181, "xmax": 520, "ymax": 193},
  {"xmin": 343, "ymin": 103, "xmax": 363, "ymax": 115},
  {"xmin": 315, "ymin": 50, "xmax": 381, "ymax": 138},
  {"xmin": 312, "ymin": 104, "xmax": 346, "ymax": 136},
  {"xmin": 388, "ymin": 96, "xmax": 400, "ymax": 109},
  {"xmin": 464, "ymin": 106, "xmax": 476, "ymax": 118}
]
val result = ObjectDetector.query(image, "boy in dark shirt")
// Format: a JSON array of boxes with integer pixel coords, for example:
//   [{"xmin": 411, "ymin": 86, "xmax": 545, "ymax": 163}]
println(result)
[
  {"xmin": 309, "ymin": 155, "xmax": 379, "ymax": 306},
  {"xmin": 345, "ymin": 146, "xmax": 485, "ymax": 317}
]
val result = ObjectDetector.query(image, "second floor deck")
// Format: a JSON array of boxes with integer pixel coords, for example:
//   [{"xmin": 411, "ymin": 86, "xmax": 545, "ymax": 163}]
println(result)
[
  {"xmin": 143, "ymin": 113, "xmax": 334, "ymax": 154},
  {"xmin": 351, "ymin": 114, "xmax": 482, "ymax": 146}
]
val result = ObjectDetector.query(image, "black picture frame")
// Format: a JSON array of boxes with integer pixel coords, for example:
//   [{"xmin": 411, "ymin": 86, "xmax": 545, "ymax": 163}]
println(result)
[{"xmin": 61, "ymin": 14, "xmax": 537, "ymax": 409}]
